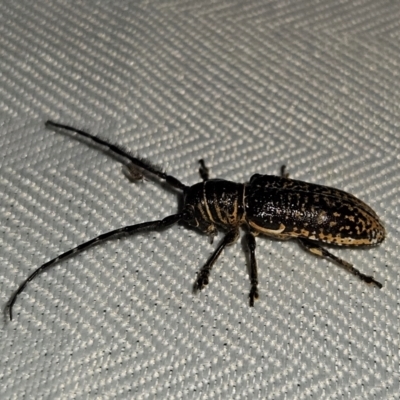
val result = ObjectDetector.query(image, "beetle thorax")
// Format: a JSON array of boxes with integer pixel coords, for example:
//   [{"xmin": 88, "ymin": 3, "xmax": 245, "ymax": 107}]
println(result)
[{"xmin": 183, "ymin": 179, "xmax": 245, "ymax": 233}]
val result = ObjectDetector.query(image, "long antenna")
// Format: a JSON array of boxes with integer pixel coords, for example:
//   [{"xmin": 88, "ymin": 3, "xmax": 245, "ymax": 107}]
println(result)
[
  {"xmin": 45, "ymin": 121, "xmax": 188, "ymax": 191},
  {"xmin": 8, "ymin": 212, "xmax": 186, "ymax": 320}
]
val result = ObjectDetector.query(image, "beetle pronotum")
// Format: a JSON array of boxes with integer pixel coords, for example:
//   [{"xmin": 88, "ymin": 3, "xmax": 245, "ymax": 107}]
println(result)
[{"xmin": 8, "ymin": 121, "xmax": 385, "ymax": 320}]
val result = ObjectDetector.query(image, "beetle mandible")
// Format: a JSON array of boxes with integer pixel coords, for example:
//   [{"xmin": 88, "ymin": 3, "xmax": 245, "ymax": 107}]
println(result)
[{"xmin": 7, "ymin": 121, "xmax": 386, "ymax": 320}]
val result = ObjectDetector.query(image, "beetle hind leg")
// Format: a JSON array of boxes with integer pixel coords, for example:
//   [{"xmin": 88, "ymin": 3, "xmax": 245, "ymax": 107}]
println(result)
[
  {"xmin": 297, "ymin": 238, "xmax": 383, "ymax": 288},
  {"xmin": 193, "ymin": 228, "xmax": 238, "ymax": 294}
]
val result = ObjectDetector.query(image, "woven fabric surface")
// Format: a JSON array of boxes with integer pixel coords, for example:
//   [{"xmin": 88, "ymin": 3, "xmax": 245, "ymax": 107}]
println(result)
[{"xmin": 1, "ymin": 1, "xmax": 399, "ymax": 399}]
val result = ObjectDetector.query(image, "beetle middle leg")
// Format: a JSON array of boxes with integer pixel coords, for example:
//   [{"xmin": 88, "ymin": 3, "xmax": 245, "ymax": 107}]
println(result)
[
  {"xmin": 244, "ymin": 232, "xmax": 259, "ymax": 307},
  {"xmin": 297, "ymin": 238, "xmax": 383, "ymax": 288},
  {"xmin": 193, "ymin": 228, "xmax": 239, "ymax": 294}
]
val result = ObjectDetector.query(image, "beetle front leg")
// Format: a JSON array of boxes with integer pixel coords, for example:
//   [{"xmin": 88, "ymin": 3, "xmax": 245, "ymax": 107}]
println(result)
[
  {"xmin": 297, "ymin": 238, "xmax": 383, "ymax": 288},
  {"xmin": 193, "ymin": 228, "xmax": 239, "ymax": 294},
  {"xmin": 244, "ymin": 232, "xmax": 259, "ymax": 307}
]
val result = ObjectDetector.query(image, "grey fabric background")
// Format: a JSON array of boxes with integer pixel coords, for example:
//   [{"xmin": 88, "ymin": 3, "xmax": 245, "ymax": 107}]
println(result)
[{"xmin": 1, "ymin": 1, "xmax": 399, "ymax": 399}]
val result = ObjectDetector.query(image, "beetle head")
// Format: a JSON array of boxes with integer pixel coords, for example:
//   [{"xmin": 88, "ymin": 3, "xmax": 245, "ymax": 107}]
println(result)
[{"xmin": 182, "ymin": 182, "xmax": 218, "ymax": 237}]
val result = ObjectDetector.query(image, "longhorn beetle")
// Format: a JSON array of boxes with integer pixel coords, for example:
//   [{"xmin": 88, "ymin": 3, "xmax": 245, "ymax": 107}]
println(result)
[{"xmin": 8, "ymin": 121, "xmax": 386, "ymax": 320}]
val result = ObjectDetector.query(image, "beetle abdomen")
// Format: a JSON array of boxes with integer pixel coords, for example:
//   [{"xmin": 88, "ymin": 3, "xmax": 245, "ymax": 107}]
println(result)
[{"xmin": 245, "ymin": 175, "xmax": 385, "ymax": 246}]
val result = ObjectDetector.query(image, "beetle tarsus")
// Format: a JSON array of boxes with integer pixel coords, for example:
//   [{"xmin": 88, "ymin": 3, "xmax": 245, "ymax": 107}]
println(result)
[
  {"xmin": 249, "ymin": 287, "xmax": 259, "ymax": 307},
  {"xmin": 358, "ymin": 274, "xmax": 383, "ymax": 289},
  {"xmin": 192, "ymin": 272, "xmax": 210, "ymax": 293}
]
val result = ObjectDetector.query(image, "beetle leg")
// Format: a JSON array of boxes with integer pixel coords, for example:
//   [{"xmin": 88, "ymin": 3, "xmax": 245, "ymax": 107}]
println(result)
[
  {"xmin": 281, "ymin": 165, "xmax": 289, "ymax": 179},
  {"xmin": 244, "ymin": 232, "xmax": 259, "ymax": 307},
  {"xmin": 193, "ymin": 228, "xmax": 239, "ymax": 293},
  {"xmin": 297, "ymin": 238, "xmax": 383, "ymax": 288},
  {"xmin": 198, "ymin": 159, "xmax": 210, "ymax": 181}
]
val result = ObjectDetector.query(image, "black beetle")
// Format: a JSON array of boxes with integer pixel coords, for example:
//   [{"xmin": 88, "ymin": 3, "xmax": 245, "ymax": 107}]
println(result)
[{"xmin": 8, "ymin": 121, "xmax": 385, "ymax": 320}]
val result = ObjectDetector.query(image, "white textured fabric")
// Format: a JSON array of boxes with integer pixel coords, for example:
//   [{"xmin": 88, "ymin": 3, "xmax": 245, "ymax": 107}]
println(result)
[{"xmin": 1, "ymin": 1, "xmax": 399, "ymax": 399}]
